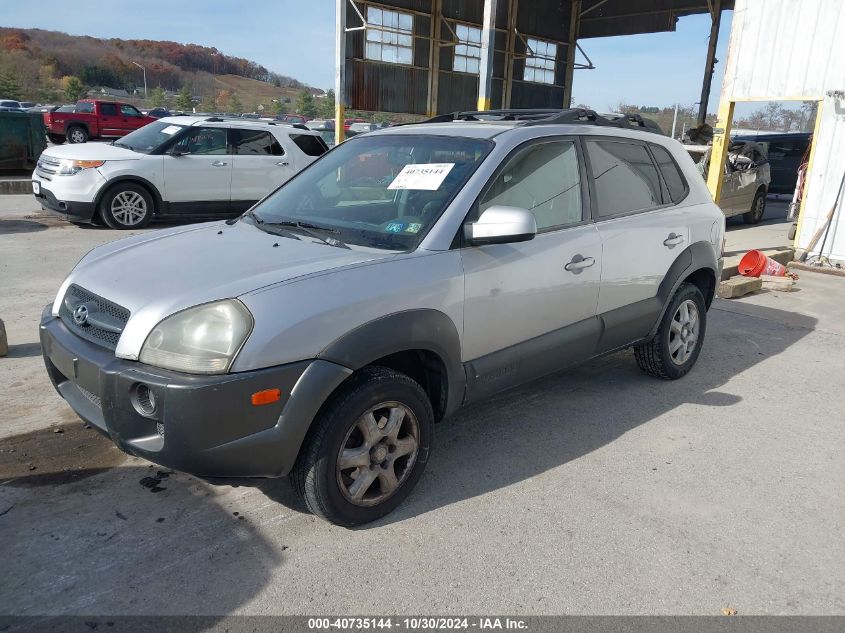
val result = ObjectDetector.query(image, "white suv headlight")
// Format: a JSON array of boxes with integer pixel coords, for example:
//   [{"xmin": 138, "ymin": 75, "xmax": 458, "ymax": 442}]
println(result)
[{"xmin": 139, "ymin": 300, "xmax": 253, "ymax": 374}]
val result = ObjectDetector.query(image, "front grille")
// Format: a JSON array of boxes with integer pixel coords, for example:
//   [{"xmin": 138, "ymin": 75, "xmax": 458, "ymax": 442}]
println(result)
[
  {"xmin": 59, "ymin": 284, "xmax": 130, "ymax": 350},
  {"xmin": 36, "ymin": 155, "xmax": 61, "ymax": 181}
]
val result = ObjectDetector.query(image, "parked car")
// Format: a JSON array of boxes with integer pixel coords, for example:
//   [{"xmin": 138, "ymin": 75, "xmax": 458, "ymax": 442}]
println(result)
[
  {"xmin": 734, "ymin": 132, "xmax": 810, "ymax": 195},
  {"xmin": 42, "ymin": 99, "xmax": 156, "ymax": 144},
  {"xmin": 685, "ymin": 139, "xmax": 771, "ymax": 224},
  {"xmin": 275, "ymin": 114, "xmax": 310, "ymax": 125},
  {"xmin": 32, "ymin": 116, "xmax": 329, "ymax": 229},
  {"xmin": 144, "ymin": 107, "xmax": 172, "ymax": 119},
  {"xmin": 40, "ymin": 108, "xmax": 723, "ymax": 526},
  {"xmin": 0, "ymin": 99, "xmax": 22, "ymax": 111}
]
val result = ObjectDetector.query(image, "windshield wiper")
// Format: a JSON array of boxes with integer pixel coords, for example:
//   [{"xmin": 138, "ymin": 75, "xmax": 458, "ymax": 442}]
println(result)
[{"xmin": 265, "ymin": 219, "xmax": 350, "ymax": 249}]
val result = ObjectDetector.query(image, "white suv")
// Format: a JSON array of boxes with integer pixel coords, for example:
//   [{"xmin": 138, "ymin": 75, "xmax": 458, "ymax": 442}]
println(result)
[{"xmin": 31, "ymin": 117, "xmax": 329, "ymax": 229}]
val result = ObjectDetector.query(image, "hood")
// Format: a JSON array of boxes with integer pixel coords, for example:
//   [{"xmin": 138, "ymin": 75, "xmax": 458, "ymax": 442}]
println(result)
[
  {"xmin": 55, "ymin": 221, "xmax": 395, "ymax": 359},
  {"xmin": 42, "ymin": 143, "xmax": 143, "ymax": 161}
]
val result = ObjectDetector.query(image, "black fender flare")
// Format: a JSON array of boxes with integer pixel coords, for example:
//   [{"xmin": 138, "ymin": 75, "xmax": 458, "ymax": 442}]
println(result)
[
  {"xmin": 95, "ymin": 176, "xmax": 165, "ymax": 215},
  {"xmin": 318, "ymin": 309, "xmax": 466, "ymax": 416},
  {"xmin": 649, "ymin": 240, "xmax": 719, "ymax": 339}
]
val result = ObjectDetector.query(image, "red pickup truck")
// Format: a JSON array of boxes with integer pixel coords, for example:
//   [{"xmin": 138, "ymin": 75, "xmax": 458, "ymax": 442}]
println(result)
[{"xmin": 43, "ymin": 99, "xmax": 156, "ymax": 144}]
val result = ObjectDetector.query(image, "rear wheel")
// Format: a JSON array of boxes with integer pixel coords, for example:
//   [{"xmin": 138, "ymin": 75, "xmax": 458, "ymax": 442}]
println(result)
[
  {"xmin": 66, "ymin": 126, "xmax": 88, "ymax": 144},
  {"xmin": 99, "ymin": 183, "xmax": 154, "ymax": 229},
  {"xmin": 635, "ymin": 283, "xmax": 706, "ymax": 380},
  {"xmin": 743, "ymin": 190, "xmax": 766, "ymax": 224},
  {"xmin": 48, "ymin": 133, "xmax": 66, "ymax": 145},
  {"xmin": 291, "ymin": 366, "xmax": 433, "ymax": 527}
]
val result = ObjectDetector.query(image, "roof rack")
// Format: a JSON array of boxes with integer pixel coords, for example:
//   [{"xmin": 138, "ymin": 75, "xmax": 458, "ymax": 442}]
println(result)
[{"xmin": 417, "ymin": 108, "xmax": 660, "ymax": 133}]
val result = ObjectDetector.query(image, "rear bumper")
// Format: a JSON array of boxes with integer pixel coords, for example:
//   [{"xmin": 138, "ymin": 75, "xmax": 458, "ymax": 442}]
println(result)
[{"xmin": 40, "ymin": 307, "xmax": 352, "ymax": 477}]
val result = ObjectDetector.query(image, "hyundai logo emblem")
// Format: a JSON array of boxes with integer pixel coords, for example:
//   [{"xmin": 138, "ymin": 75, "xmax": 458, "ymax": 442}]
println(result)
[{"xmin": 73, "ymin": 304, "xmax": 89, "ymax": 326}]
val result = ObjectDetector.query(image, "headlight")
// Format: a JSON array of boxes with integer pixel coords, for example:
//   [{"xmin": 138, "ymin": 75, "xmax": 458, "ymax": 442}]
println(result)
[
  {"xmin": 139, "ymin": 300, "xmax": 253, "ymax": 374},
  {"xmin": 57, "ymin": 159, "xmax": 105, "ymax": 175}
]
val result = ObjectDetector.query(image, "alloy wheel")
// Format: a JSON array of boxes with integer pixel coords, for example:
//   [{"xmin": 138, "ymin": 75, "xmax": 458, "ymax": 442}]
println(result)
[
  {"xmin": 110, "ymin": 191, "xmax": 148, "ymax": 226},
  {"xmin": 336, "ymin": 401, "xmax": 420, "ymax": 507},
  {"xmin": 668, "ymin": 299, "xmax": 700, "ymax": 365}
]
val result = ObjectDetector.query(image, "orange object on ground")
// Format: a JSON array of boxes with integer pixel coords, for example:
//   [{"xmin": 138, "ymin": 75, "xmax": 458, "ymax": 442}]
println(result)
[{"xmin": 738, "ymin": 250, "xmax": 787, "ymax": 277}]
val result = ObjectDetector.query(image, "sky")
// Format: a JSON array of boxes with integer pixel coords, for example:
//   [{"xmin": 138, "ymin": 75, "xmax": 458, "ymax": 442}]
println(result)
[{"xmin": 2, "ymin": 1, "xmax": 736, "ymax": 113}]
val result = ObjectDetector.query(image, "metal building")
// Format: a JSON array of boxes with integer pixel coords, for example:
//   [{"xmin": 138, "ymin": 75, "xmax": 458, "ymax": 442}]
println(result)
[
  {"xmin": 334, "ymin": 0, "xmax": 733, "ymax": 139},
  {"xmin": 706, "ymin": 0, "xmax": 845, "ymax": 262}
]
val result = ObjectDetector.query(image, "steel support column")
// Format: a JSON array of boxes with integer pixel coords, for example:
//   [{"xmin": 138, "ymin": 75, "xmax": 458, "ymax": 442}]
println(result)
[
  {"xmin": 335, "ymin": 0, "xmax": 347, "ymax": 145},
  {"xmin": 562, "ymin": 0, "xmax": 582, "ymax": 108},
  {"xmin": 502, "ymin": 0, "xmax": 518, "ymax": 109},
  {"xmin": 697, "ymin": 0, "xmax": 722, "ymax": 126},
  {"xmin": 477, "ymin": 0, "xmax": 498, "ymax": 111},
  {"xmin": 426, "ymin": 0, "xmax": 442, "ymax": 117}
]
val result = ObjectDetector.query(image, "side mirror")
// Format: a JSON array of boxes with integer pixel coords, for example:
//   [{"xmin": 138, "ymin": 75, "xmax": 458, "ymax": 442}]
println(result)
[{"xmin": 464, "ymin": 206, "xmax": 537, "ymax": 245}]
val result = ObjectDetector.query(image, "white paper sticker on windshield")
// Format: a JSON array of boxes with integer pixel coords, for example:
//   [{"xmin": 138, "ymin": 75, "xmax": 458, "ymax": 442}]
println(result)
[
  {"xmin": 387, "ymin": 163, "xmax": 455, "ymax": 190},
  {"xmin": 161, "ymin": 125, "xmax": 181, "ymax": 135}
]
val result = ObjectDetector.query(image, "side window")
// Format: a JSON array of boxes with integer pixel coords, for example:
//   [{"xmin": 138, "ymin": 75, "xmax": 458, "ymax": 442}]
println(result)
[
  {"xmin": 586, "ymin": 140, "xmax": 662, "ymax": 217},
  {"xmin": 121, "ymin": 104, "xmax": 142, "ymax": 117},
  {"xmin": 173, "ymin": 127, "xmax": 228, "ymax": 155},
  {"xmin": 479, "ymin": 140, "xmax": 582, "ymax": 231},
  {"xmin": 76, "ymin": 102, "xmax": 94, "ymax": 114},
  {"xmin": 291, "ymin": 134, "xmax": 329, "ymax": 157},
  {"xmin": 232, "ymin": 129, "xmax": 283, "ymax": 155},
  {"xmin": 650, "ymin": 144, "xmax": 688, "ymax": 203},
  {"xmin": 99, "ymin": 103, "xmax": 118, "ymax": 116}
]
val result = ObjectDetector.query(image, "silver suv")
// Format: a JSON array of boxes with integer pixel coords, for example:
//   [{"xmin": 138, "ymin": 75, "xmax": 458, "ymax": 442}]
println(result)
[{"xmin": 40, "ymin": 109, "xmax": 724, "ymax": 526}]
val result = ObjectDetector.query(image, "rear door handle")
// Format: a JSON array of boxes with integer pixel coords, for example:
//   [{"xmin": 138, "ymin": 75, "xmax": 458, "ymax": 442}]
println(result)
[
  {"xmin": 663, "ymin": 233, "xmax": 685, "ymax": 248},
  {"xmin": 211, "ymin": 161, "xmax": 228, "ymax": 167},
  {"xmin": 564, "ymin": 254, "xmax": 595, "ymax": 274}
]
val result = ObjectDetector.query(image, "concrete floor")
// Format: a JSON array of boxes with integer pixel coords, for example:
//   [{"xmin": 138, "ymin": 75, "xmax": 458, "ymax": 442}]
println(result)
[{"xmin": 1, "ymin": 195, "xmax": 844, "ymax": 615}]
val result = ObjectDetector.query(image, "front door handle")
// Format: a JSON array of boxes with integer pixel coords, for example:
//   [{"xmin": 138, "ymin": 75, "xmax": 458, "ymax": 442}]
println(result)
[
  {"xmin": 276, "ymin": 160, "xmax": 290, "ymax": 166},
  {"xmin": 564, "ymin": 254, "xmax": 596, "ymax": 274},
  {"xmin": 663, "ymin": 233, "xmax": 685, "ymax": 248},
  {"xmin": 211, "ymin": 161, "xmax": 228, "ymax": 167}
]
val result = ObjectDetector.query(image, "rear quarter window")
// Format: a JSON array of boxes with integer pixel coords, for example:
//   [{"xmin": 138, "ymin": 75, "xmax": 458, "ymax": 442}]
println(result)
[
  {"xmin": 650, "ymin": 144, "xmax": 689, "ymax": 203},
  {"xmin": 291, "ymin": 134, "xmax": 329, "ymax": 157}
]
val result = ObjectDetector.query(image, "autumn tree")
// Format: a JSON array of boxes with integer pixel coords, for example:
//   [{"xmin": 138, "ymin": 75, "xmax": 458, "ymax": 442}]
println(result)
[
  {"xmin": 296, "ymin": 90, "xmax": 318, "ymax": 117},
  {"xmin": 174, "ymin": 87, "xmax": 193, "ymax": 111},
  {"xmin": 63, "ymin": 76, "xmax": 87, "ymax": 102}
]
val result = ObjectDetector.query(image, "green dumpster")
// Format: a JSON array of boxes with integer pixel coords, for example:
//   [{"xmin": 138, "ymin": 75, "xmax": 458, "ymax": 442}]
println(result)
[{"xmin": 0, "ymin": 111, "xmax": 47, "ymax": 169}]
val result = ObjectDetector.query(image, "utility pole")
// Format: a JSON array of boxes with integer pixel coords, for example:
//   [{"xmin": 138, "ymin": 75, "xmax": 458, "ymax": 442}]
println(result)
[
  {"xmin": 671, "ymin": 103, "xmax": 679, "ymax": 139},
  {"xmin": 131, "ymin": 61, "xmax": 147, "ymax": 99}
]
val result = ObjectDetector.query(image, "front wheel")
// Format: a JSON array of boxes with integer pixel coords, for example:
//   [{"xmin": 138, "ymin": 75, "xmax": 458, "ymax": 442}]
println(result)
[
  {"xmin": 635, "ymin": 283, "xmax": 707, "ymax": 380},
  {"xmin": 99, "ymin": 183, "xmax": 154, "ymax": 229},
  {"xmin": 291, "ymin": 367, "xmax": 433, "ymax": 527},
  {"xmin": 743, "ymin": 190, "xmax": 766, "ymax": 224},
  {"xmin": 66, "ymin": 126, "xmax": 88, "ymax": 144}
]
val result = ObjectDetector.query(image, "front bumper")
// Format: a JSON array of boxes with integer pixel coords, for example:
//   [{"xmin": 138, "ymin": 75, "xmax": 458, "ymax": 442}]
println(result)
[
  {"xmin": 35, "ymin": 185, "xmax": 97, "ymax": 221},
  {"xmin": 40, "ymin": 307, "xmax": 352, "ymax": 477}
]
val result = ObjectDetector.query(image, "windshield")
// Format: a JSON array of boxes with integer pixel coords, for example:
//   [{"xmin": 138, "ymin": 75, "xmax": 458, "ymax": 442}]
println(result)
[
  {"xmin": 116, "ymin": 120, "xmax": 188, "ymax": 153},
  {"xmin": 246, "ymin": 134, "xmax": 493, "ymax": 250}
]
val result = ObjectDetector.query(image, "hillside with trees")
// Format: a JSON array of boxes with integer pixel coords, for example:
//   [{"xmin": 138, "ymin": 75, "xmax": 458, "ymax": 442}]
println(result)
[{"xmin": 0, "ymin": 27, "xmax": 310, "ymax": 107}]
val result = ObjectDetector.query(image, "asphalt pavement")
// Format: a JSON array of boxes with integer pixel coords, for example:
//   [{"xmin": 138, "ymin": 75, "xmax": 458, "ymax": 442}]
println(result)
[{"xmin": 1, "ymin": 195, "xmax": 843, "ymax": 615}]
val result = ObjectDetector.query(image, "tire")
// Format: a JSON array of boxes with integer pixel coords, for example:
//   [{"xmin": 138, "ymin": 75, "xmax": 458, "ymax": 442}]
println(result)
[
  {"xmin": 48, "ymin": 133, "xmax": 66, "ymax": 145},
  {"xmin": 66, "ymin": 126, "xmax": 88, "ymax": 144},
  {"xmin": 99, "ymin": 183, "xmax": 154, "ymax": 229},
  {"xmin": 635, "ymin": 282, "xmax": 707, "ymax": 380},
  {"xmin": 743, "ymin": 189, "xmax": 766, "ymax": 225},
  {"xmin": 291, "ymin": 366, "xmax": 434, "ymax": 527}
]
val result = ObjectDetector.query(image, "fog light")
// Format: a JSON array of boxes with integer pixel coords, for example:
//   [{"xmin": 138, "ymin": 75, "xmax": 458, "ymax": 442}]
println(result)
[{"xmin": 132, "ymin": 383, "xmax": 157, "ymax": 417}]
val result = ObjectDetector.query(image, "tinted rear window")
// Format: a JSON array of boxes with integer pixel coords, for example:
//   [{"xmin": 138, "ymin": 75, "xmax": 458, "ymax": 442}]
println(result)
[
  {"xmin": 586, "ymin": 140, "xmax": 662, "ymax": 216},
  {"xmin": 291, "ymin": 134, "xmax": 329, "ymax": 157},
  {"xmin": 650, "ymin": 144, "xmax": 688, "ymax": 203},
  {"xmin": 232, "ymin": 129, "xmax": 283, "ymax": 155}
]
